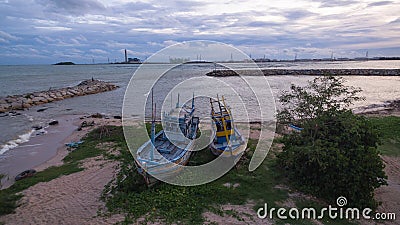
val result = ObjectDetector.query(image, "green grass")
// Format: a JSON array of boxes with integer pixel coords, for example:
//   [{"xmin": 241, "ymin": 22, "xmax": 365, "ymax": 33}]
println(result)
[
  {"xmin": 101, "ymin": 132, "xmax": 356, "ymax": 225},
  {"xmin": 101, "ymin": 135, "xmax": 290, "ymax": 224},
  {"xmin": 1, "ymin": 122, "xmax": 380, "ymax": 224},
  {"xmin": 369, "ymin": 116, "xmax": 400, "ymax": 156},
  {"xmin": 0, "ymin": 126, "xmax": 118, "ymax": 216}
]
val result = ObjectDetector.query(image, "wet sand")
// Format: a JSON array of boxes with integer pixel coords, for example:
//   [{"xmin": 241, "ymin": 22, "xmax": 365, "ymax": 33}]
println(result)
[
  {"xmin": 0, "ymin": 101, "xmax": 399, "ymax": 224},
  {"xmin": 0, "ymin": 116, "xmax": 124, "ymax": 225},
  {"xmin": 0, "ymin": 115, "xmax": 79, "ymax": 189}
]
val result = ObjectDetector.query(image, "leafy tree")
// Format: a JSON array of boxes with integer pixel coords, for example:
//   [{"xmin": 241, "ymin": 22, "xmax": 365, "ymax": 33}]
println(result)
[
  {"xmin": 277, "ymin": 75, "xmax": 387, "ymax": 209},
  {"xmin": 278, "ymin": 76, "xmax": 364, "ymax": 124}
]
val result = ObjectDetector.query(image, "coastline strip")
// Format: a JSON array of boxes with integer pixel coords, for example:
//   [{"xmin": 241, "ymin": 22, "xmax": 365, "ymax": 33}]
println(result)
[
  {"xmin": 0, "ymin": 79, "xmax": 119, "ymax": 113},
  {"xmin": 206, "ymin": 69, "xmax": 400, "ymax": 77}
]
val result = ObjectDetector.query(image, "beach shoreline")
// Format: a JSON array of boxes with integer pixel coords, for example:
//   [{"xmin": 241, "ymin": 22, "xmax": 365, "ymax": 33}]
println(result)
[
  {"xmin": 1, "ymin": 97, "xmax": 398, "ymax": 189},
  {"xmin": 0, "ymin": 115, "xmax": 125, "ymax": 224},
  {"xmin": 0, "ymin": 114, "xmax": 122, "ymax": 189},
  {"xmin": 0, "ymin": 99, "xmax": 399, "ymax": 224},
  {"xmin": 0, "ymin": 114, "xmax": 80, "ymax": 189}
]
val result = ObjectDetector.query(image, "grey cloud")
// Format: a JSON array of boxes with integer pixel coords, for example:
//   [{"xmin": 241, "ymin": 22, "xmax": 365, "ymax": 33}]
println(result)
[
  {"xmin": 283, "ymin": 9, "xmax": 317, "ymax": 20},
  {"xmin": 0, "ymin": 30, "xmax": 19, "ymax": 41},
  {"xmin": 0, "ymin": 0, "xmax": 399, "ymax": 64},
  {"xmin": 168, "ymin": 0, "xmax": 203, "ymax": 10},
  {"xmin": 111, "ymin": 1, "xmax": 158, "ymax": 13},
  {"xmin": 317, "ymin": 0, "xmax": 358, "ymax": 7},
  {"xmin": 367, "ymin": 1, "xmax": 393, "ymax": 7},
  {"xmin": 246, "ymin": 21, "xmax": 282, "ymax": 27},
  {"xmin": 390, "ymin": 17, "xmax": 400, "ymax": 23},
  {"xmin": 36, "ymin": 0, "xmax": 106, "ymax": 15}
]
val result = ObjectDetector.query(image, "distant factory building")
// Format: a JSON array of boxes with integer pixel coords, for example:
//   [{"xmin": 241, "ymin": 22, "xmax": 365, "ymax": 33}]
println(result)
[{"xmin": 128, "ymin": 57, "xmax": 141, "ymax": 63}]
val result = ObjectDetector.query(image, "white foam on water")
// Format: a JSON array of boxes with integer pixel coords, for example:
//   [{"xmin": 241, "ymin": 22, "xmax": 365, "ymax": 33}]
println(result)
[
  {"xmin": 18, "ymin": 143, "xmax": 42, "ymax": 148},
  {"xmin": 0, "ymin": 129, "xmax": 35, "ymax": 155}
]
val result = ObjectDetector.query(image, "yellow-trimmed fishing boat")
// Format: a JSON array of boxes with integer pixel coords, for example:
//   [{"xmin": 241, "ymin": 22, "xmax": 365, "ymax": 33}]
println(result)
[{"xmin": 209, "ymin": 95, "xmax": 245, "ymax": 157}]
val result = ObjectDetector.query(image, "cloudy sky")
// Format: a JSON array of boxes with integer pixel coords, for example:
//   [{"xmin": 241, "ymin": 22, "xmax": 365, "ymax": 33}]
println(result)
[{"xmin": 0, "ymin": 0, "xmax": 399, "ymax": 64}]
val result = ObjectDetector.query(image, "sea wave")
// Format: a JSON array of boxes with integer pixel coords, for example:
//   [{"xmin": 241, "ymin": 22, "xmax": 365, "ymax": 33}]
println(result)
[{"xmin": 0, "ymin": 129, "xmax": 35, "ymax": 155}]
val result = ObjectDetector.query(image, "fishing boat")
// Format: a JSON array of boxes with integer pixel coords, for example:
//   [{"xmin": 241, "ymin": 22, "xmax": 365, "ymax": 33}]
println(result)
[
  {"xmin": 135, "ymin": 93, "xmax": 199, "ymax": 185},
  {"xmin": 209, "ymin": 95, "xmax": 245, "ymax": 157}
]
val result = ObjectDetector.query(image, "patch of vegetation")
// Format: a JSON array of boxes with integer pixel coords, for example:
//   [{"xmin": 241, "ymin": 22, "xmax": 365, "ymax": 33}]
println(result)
[
  {"xmin": 0, "ymin": 126, "xmax": 117, "ymax": 216},
  {"xmin": 277, "ymin": 75, "xmax": 387, "ymax": 209},
  {"xmin": 1, "ymin": 116, "xmax": 389, "ymax": 224},
  {"xmin": 187, "ymin": 148, "xmax": 216, "ymax": 166},
  {"xmin": 368, "ymin": 116, "xmax": 400, "ymax": 156},
  {"xmin": 101, "ymin": 134, "xmax": 291, "ymax": 225},
  {"xmin": 99, "ymin": 124, "xmax": 360, "ymax": 225},
  {"xmin": 145, "ymin": 122, "xmax": 163, "ymax": 136}
]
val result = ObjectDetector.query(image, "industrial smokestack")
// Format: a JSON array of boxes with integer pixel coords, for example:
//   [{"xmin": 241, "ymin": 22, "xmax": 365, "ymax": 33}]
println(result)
[{"xmin": 124, "ymin": 49, "xmax": 128, "ymax": 63}]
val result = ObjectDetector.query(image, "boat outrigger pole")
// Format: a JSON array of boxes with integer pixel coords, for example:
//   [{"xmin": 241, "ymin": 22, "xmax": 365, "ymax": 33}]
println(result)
[
  {"xmin": 150, "ymin": 89, "xmax": 155, "ymax": 161},
  {"xmin": 219, "ymin": 96, "xmax": 231, "ymax": 148},
  {"xmin": 190, "ymin": 93, "xmax": 195, "ymax": 116},
  {"xmin": 176, "ymin": 93, "xmax": 180, "ymax": 109},
  {"xmin": 221, "ymin": 96, "xmax": 233, "ymax": 155},
  {"xmin": 192, "ymin": 93, "xmax": 195, "ymax": 110}
]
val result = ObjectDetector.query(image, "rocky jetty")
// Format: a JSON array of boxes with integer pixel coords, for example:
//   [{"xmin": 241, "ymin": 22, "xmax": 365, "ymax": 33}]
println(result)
[
  {"xmin": 0, "ymin": 79, "xmax": 119, "ymax": 113},
  {"xmin": 206, "ymin": 69, "xmax": 400, "ymax": 77}
]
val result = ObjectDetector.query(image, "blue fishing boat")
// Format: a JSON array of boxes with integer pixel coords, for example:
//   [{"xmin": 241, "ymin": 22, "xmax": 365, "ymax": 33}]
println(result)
[
  {"xmin": 135, "ymin": 93, "xmax": 199, "ymax": 185},
  {"xmin": 209, "ymin": 95, "xmax": 245, "ymax": 157}
]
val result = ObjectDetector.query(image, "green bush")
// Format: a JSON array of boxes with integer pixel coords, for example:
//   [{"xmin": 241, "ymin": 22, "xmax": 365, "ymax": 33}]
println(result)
[{"xmin": 277, "ymin": 76, "xmax": 387, "ymax": 209}]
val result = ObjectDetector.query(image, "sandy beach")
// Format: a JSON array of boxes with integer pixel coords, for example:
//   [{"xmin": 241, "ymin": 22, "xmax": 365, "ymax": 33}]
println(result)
[
  {"xmin": 0, "ymin": 102, "xmax": 399, "ymax": 224},
  {"xmin": 0, "ymin": 115, "xmax": 79, "ymax": 189},
  {"xmin": 0, "ymin": 115, "xmax": 125, "ymax": 224}
]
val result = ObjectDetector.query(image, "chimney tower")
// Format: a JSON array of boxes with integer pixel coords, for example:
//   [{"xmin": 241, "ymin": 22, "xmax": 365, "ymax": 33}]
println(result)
[{"xmin": 124, "ymin": 49, "xmax": 128, "ymax": 63}]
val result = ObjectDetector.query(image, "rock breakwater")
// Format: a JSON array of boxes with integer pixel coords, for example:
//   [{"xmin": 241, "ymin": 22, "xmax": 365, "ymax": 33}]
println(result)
[
  {"xmin": 206, "ymin": 69, "xmax": 400, "ymax": 77},
  {"xmin": 0, "ymin": 79, "xmax": 119, "ymax": 113}
]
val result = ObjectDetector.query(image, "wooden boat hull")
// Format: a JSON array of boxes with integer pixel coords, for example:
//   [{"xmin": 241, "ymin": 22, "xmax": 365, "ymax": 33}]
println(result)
[
  {"xmin": 136, "ymin": 117, "xmax": 199, "ymax": 185},
  {"xmin": 135, "ymin": 93, "xmax": 199, "ymax": 186},
  {"xmin": 210, "ymin": 128, "xmax": 245, "ymax": 157},
  {"xmin": 135, "ymin": 149, "xmax": 192, "ymax": 185}
]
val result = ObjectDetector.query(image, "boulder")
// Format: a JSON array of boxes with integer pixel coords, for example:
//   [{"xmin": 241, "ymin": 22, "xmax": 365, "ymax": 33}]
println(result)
[
  {"xmin": 5, "ymin": 97, "xmax": 16, "ymax": 103},
  {"xmin": 32, "ymin": 125, "xmax": 43, "ymax": 130},
  {"xmin": 91, "ymin": 113, "xmax": 103, "ymax": 118},
  {"xmin": 49, "ymin": 120, "xmax": 59, "ymax": 125},
  {"xmin": 11, "ymin": 102, "xmax": 23, "ymax": 110},
  {"xmin": 24, "ymin": 98, "xmax": 33, "ymax": 104},
  {"xmin": 0, "ymin": 79, "xmax": 119, "ymax": 112},
  {"xmin": 32, "ymin": 97, "xmax": 45, "ymax": 103},
  {"xmin": 37, "ymin": 107, "xmax": 48, "ymax": 112}
]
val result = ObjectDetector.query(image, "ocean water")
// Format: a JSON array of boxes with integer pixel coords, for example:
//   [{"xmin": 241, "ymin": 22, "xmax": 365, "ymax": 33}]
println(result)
[{"xmin": 0, "ymin": 61, "xmax": 399, "ymax": 156}]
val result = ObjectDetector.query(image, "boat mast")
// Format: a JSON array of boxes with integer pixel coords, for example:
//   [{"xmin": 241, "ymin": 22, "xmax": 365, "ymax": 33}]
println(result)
[
  {"xmin": 191, "ymin": 93, "xmax": 195, "ymax": 116},
  {"xmin": 176, "ymin": 93, "xmax": 180, "ymax": 109},
  {"xmin": 210, "ymin": 97, "xmax": 215, "ymax": 116},
  {"xmin": 150, "ymin": 90, "xmax": 155, "ymax": 161},
  {"xmin": 220, "ymin": 96, "xmax": 231, "ymax": 148},
  {"xmin": 216, "ymin": 94, "xmax": 222, "ymax": 113},
  {"xmin": 170, "ymin": 93, "xmax": 173, "ymax": 111},
  {"xmin": 192, "ymin": 93, "xmax": 195, "ymax": 109}
]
